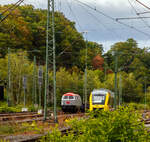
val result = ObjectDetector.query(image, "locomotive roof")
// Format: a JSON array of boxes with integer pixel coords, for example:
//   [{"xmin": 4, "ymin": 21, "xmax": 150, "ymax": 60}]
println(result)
[
  {"xmin": 92, "ymin": 89, "xmax": 114, "ymax": 97},
  {"xmin": 63, "ymin": 93, "xmax": 79, "ymax": 96}
]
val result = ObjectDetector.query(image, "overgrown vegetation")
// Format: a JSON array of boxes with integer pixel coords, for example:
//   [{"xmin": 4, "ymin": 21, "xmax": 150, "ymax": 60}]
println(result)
[
  {"xmin": 0, "ymin": 102, "xmax": 39, "ymax": 113},
  {"xmin": 0, "ymin": 121, "xmax": 45, "ymax": 135},
  {"xmin": 41, "ymin": 106, "xmax": 150, "ymax": 142}
]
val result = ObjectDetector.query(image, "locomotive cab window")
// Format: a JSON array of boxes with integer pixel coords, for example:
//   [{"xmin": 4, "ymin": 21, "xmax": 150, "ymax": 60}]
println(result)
[
  {"xmin": 92, "ymin": 94, "xmax": 106, "ymax": 105},
  {"xmin": 63, "ymin": 96, "xmax": 68, "ymax": 99},
  {"xmin": 69, "ymin": 96, "xmax": 74, "ymax": 99}
]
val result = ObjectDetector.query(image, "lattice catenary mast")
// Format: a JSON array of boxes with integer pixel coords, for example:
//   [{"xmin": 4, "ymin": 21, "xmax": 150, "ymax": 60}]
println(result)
[{"xmin": 44, "ymin": 0, "xmax": 57, "ymax": 123}]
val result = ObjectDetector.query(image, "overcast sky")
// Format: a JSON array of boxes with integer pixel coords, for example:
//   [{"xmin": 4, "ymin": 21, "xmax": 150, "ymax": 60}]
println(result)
[{"xmin": 1, "ymin": 0, "xmax": 150, "ymax": 51}]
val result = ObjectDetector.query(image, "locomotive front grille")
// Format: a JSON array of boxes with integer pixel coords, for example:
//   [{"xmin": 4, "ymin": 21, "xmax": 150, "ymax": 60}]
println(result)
[{"xmin": 62, "ymin": 100, "xmax": 75, "ymax": 106}]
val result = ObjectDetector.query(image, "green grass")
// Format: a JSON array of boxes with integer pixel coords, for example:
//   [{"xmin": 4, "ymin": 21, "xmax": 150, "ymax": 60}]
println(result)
[
  {"xmin": 127, "ymin": 102, "xmax": 150, "ymax": 110},
  {"xmin": 0, "ymin": 121, "xmax": 44, "ymax": 135},
  {"xmin": 0, "ymin": 102, "xmax": 22, "ymax": 113},
  {"xmin": 0, "ymin": 125, "xmax": 16, "ymax": 135},
  {"xmin": 0, "ymin": 102, "xmax": 39, "ymax": 113}
]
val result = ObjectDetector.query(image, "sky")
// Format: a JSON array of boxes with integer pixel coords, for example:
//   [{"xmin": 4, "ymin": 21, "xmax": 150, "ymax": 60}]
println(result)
[{"xmin": 1, "ymin": 0, "xmax": 150, "ymax": 51}]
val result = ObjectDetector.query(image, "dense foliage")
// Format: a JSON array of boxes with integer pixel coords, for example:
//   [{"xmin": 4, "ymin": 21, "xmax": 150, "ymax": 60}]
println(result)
[
  {"xmin": 41, "ymin": 106, "xmax": 150, "ymax": 142},
  {"xmin": 0, "ymin": 5, "xmax": 103, "ymax": 69},
  {"xmin": 0, "ymin": 5, "xmax": 150, "ymax": 107},
  {"xmin": 104, "ymin": 38, "xmax": 150, "ymax": 91}
]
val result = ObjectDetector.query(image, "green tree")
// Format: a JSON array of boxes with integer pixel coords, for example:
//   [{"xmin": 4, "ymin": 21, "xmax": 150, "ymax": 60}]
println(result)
[
  {"xmin": 103, "ymin": 72, "xmax": 143, "ymax": 103},
  {"xmin": 56, "ymin": 68, "xmax": 83, "ymax": 105},
  {"xmin": 0, "ymin": 52, "xmax": 35, "ymax": 105},
  {"xmin": 85, "ymin": 69, "xmax": 103, "ymax": 98},
  {"xmin": 79, "ymin": 41, "xmax": 103, "ymax": 70}
]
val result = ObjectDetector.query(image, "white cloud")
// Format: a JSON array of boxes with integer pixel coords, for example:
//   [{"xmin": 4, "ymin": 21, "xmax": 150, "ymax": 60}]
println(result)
[{"xmin": 1, "ymin": 0, "xmax": 150, "ymax": 50}]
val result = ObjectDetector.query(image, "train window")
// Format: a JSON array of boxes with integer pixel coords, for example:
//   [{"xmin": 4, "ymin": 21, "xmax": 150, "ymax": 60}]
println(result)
[
  {"xmin": 92, "ymin": 94, "xmax": 105, "ymax": 105},
  {"xmin": 69, "ymin": 96, "xmax": 74, "ymax": 99},
  {"xmin": 63, "ymin": 96, "xmax": 68, "ymax": 99}
]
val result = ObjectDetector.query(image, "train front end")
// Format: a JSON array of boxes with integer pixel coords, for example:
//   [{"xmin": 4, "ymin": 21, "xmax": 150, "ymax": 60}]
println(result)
[
  {"xmin": 61, "ymin": 93, "xmax": 82, "ymax": 112},
  {"xmin": 89, "ymin": 89, "xmax": 110, "ymax": 111}
]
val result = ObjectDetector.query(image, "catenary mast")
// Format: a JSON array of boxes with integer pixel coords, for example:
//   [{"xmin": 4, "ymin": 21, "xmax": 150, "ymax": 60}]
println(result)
[{"xmin": 44, "ymin": 0, "xmax": 57, "ymax": 122}]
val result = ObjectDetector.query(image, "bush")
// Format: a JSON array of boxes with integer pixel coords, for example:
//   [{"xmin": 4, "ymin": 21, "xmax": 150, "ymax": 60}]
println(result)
[
  {"xmin": 128, "ymin": 102, "xmax": 150, "ymax": 110},
  {"xmin": 0, "ymin": 104, "xmax": 21, "ymax": 113},
  {"xmin": 41, "ymin": 106, "xmax": 150, "ymax": 142}
]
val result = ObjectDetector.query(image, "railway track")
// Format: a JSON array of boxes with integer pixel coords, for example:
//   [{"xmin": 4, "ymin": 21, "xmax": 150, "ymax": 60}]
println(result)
[
  {"xmin": 1, "ymin": 111, "xmax": 150, "ymax": 141},
  {"xmin": 1, "ymin": 127, "xmax": 71, "ymax": 142},
  {"xmin": 0, "ymin": 111, "xmax": 66, "ymax": 124},
  {"xmin": 142, "ymin": 118, "xmax": 150, "ymax": 125},
  {"xmin": 142, "ymin": 111, "xmax": 150, "ymax": 125},
  {"xmin": 0, "ymin": 111, "xmax": 84, "ymax": 122},
  {"xmin": 0, "ymin": 112, "xmax": 44, "ymax": 124},
  {"xmin": 0, "ymin": 112, "xmax": 85, "ymax": 142}
]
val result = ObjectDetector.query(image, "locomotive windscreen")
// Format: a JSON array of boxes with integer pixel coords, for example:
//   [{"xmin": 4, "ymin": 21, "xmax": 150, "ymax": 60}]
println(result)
[
  {"xmin": 63, "ymin": 95, "xmax": 74, "ymax": 100},
  {"xmin": 63, "ymin": 96, "xmax": 68, "ymax": 99},
  {"xmin": 92, "ymin": 94, "xmax": 105, "ymax": 105},
  {"xmin": 69, "ymin": 96, "xmax": 74, "ymax": 99}
]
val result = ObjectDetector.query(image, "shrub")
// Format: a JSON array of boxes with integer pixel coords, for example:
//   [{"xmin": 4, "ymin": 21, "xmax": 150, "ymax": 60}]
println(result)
[
  {"xmin": 0, "ymin": 105, "xmax": 21, "ymax": 113},
  {"xmin": 128, "ymin": 102, "xmax": 150, "ymax": 110},
  {"xmin": 41, "ymin": 106, "xmax": 150, "ymax": 142}
]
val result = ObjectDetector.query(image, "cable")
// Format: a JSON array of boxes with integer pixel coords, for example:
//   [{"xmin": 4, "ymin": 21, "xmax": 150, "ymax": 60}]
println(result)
[
  {"xmin": 0, "ymin": 0, "xmax": 24, "ymax": 23},
  {"xmin": 66, "ymin": 0, "xmax": 83, "ymax": 31},
  {"xmin": 136, "ymin": 0, "xmax": 150, "ymax": 10},
  {"xmin": 74, "ymin": 0, "xmax": 150, "ymax": 38},
  {"xmin": 1, "ymin": 0, "xmax": 23, "ymax": 15},
  {"xmin": 74, "ymin": 0, "xmax": 121, "ymax": 40},
  {"xmin": 116, "ymin": 16, "xmax": 150, "ymax": 20},
  {"xmin": 131, "ymin": 0, "xmax": 150, "ymax": 47},
  {"xmin": 128, "ymin": 0, "xmax": 150, "ymax": 28}
]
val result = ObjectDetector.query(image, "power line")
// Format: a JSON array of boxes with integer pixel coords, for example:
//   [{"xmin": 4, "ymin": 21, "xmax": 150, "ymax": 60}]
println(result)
[
  {"xmin": 136, "ymin": 0, "xmax": 150, "ymax": 10},
  {"xmin": 74, "ymin": 0, "xmax": 150, "ymax": 38},
  {"xmin": 116, "ymin": 16, "xmax": 150, "ymax": 20},
  {"xmin": 66, "ymin": 0, "xmax": 83, "ymax": 31},
  {"xmin": 127, "ymin": 0, "xmax": 150, "ymax": 29},
  {"xmin": 73, "ymin": 0, "xmax": 121, "ymax": 40},
  {"xmin": 0, "ymin": 0, "xmax": 25, "ymax": 23},
  {"xmin": 1, "ymin": 0, "xmax": 22, "ymax": 15}
]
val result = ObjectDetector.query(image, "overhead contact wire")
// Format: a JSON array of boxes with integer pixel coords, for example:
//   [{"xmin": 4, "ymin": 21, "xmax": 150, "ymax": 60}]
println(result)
[
  {"xmin": 75, "ymin": 1, "xmax": 121, "ymax": 40},
  {"xmin": 74, "ymin": 0, "xmax": 150, "ymax": 38},
  {"xmin": 128, "ymin": 0, "xmax": 150, "ymax": 29},
  {"xmin": 67, "ymin": 0, "xmax": 83, "ymax": 31}
]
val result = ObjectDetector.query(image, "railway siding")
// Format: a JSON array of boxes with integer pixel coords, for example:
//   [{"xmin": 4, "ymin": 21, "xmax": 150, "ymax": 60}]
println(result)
[
  {"xmin": 1, "ymin": 127, "xmax": 71, "ymax": 142},
  {"xmin": 0, "ymin": 112, "xmax": 85, "ymax": 141}
]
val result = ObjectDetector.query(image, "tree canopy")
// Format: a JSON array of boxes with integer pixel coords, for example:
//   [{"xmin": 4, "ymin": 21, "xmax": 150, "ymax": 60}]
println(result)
[{"xmin": 0, "ymin": 5, "xmax": 150, "ymax": 105}]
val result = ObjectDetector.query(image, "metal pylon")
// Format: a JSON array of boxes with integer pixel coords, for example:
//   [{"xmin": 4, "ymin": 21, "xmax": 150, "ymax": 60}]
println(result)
[{"xmin": 44, "ymin": 0, "xmax": 57, "ymax": 122}]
